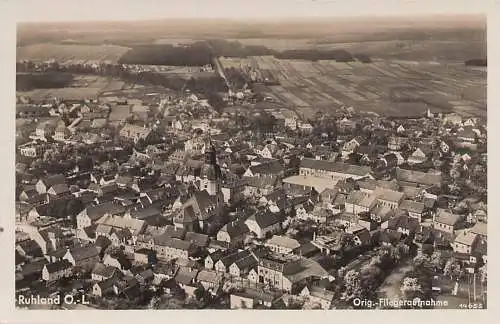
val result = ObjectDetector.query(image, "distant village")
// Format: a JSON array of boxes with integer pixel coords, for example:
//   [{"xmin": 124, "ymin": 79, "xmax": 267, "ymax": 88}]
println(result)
[{"xmin": 15, "ymin": 63, "xmax": 487, "ymax": 309}]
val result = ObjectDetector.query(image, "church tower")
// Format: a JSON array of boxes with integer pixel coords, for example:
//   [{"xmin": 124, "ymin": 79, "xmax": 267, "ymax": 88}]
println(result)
[{"xmin": 200, "ymin": 137, "xmax": 222, "ymax": 197}]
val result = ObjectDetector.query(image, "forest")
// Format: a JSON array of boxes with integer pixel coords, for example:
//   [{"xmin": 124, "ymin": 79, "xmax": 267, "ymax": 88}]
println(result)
[{"xmin": 118, "ymin": 39, "xmax": 371, "ymax": 65}]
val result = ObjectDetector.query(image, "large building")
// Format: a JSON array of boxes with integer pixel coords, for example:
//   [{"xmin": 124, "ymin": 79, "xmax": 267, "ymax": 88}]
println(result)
[{"xmin": 299, "ymin": 158, "xmax": 372, "ymax": 183}]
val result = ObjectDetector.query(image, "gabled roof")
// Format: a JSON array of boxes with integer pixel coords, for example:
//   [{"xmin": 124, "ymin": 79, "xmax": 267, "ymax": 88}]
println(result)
[
  {"xmin": 233, "ymin": 254, "xmax": 258, "ymax": 270},
  {"xmin": 219, "ymin": 220, "xmax": 249, "ymax": 238},
  {"xmin": 399, "ymin": 200, "xmax": 425, "ymax": 214},
  {"xmin": 174, "ymin": 266, "xmax": 199, "ymax": 285},
  {"xmin": 39, "ymin": 174, "xmax": 66, "ymax": 187},
  {"xmin": 265, "ymin": 235, "xmax": 301, "ymax": 250},
  {"xmin": 470, "ymin": 222, "xmax": 487, "ymax": 237},
  {"xmin": 243, "ymin": 175, "xmax": 279, "ymax": 189},
  {"xmin": 130, "ymin": 206, "xmax": 161, "ymax": 220},
  {"xmin": 245, "ymin": 211, "xmax": 281, "ymax": 229},
  {"xmin": 96, "ymin": 214, "xmax": 145, "ymax": 236},
  {"xmin": 91, "ymin": 262, "xmax": 118, "ymax": 278},
  {"xmin": 48, "ymin": 183, "xmax": 70, "ymax": 195},
  {"xmin": 184, "ymin": 232, "xmax": 210, "ymax": 248},
  {"xmin": 219, "ymin": 250, "xmax": 251, "ymax": 267},
  {"xmin": 300, "ymin": 158, "xmax": 371, "ymax": 176},
  {"xmin": 395, "ymin": 168, "xmax": 442, "ymax": 187},
  {"xmin": 68, "ymin": 245, "xmax": 99, "ymax": 262},
  {"xmin": 387, "ymin": 214, "xmax": 420, "ymax": 233},
  {"xmin": 306, "ymin": 285, "xmax": 335, "ymax": 301},
  {"xmin": 85, "ymin": 202, "xmax": 126, "ymax": 221},
  {"xmin": 231, "ymin": 287, "xmax": 281, "ymax": 303},
  {"xmin": 154, "ymin": 236, "xmax": 192, "ymax": 251},
  {"xmin": 454, "ymin": 231, "xmax": 477, "ymax": 246},
  {"xmin": 196, "ymin": 269, "xmax": 222, "ymax": 284},
  {"xmin": 247, "ymin": 160, "xmax": 284, "ymax": 176},
  {"xmin": 45, "ymin": 259, "xmax": 73, "ymax": 274},
  {"xmin": 374, "ymin": 187, "xmax": 405, "ymax": 203},
  {"xmin": 435, "ymin": 210, "xmax": 460, "ymax": 226}
]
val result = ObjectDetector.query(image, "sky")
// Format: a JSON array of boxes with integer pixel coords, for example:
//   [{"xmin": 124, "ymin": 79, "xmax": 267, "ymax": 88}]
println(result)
[{"xmin": 15, "ymin": 0, "xmax": 490, "ymax": 22}]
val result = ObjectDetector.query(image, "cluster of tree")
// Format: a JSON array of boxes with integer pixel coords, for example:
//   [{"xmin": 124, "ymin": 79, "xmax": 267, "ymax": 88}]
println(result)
[
  {"xmin": 119, "ymin": 42, "xmax": 213, "ymax": 66},
  {"xmin": 184, "ymin": 75, "xmax": 228, "ymax": 94},
  {"xmin": 249, "ymin": 111, "xmax": 277, "ymax": 134},
  {"xmin": 16, "ymin": 72, "xmax": 74, "ymax": 91},
  {"xmin": 337, "ymin": 243, "xmax": 412, "ymax": 308},
  {"xmin": 399, "ymin": 256, "xmax": 437, "ymax": 308},
  {"xmin": 191, "ymin": 284, "xmax": 214, "ymax": 309},
  {"xmin": 208, "ymin": 39, "xmax": 277, "ymax": 57},
  {"xmin": 224, "ymin": 67, "xmax": 249, "ymax": 90},
  {"xmin": 275, "ymin": 49, "xmax": 355, "ymax": 62}
]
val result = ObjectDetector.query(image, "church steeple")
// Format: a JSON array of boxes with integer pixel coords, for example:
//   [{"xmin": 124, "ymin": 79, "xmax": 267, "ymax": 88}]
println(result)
[
  {"xmin": 204, "ymin": 135, "xmax": 217, "ymax": 166},
  {"xmin": 200, "ymin": 135, "xmax": 222, "ymax": 197}
]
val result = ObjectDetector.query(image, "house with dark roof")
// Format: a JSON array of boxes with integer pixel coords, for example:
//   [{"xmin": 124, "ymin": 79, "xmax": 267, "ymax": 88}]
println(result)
[
  {"xmin": 184, "ymin": 231, "xmax": 210, "ymax": 249},
  {"xmin": 102, "ymin": 249, "xmax": 132, "ymax": 271},
  {"xmin": 228, "ymin": 254, "xmax": 259, "ymax": 278},
  {"xmin": 42, "ymin": 259, "xmax": 73, "ymax": 282},
  {"xmin": 92, "ymin": 277, "xmax": 118, "ymax": 297},
  {"xmin": 16, "ymin": 239, "xmax": 43, "ymax": 259},
  {"xmin": 217, "ymin": 220, "xmax": 250, "ymax": 247},
  {"xmin": 433, "ymin": 210, "xmax": 462, "ymax": 235},
  {"xmin": 399, "ymin": 200, "xmax": 426, "ymax": 222},
  {"xmin": 215, "ymin": 250, "xmax": 252, "ymax": 273},
  {"xmin": 243, "ymin": 174, "xmax": 281, "ymax": 198},
  {"xmin": 20, "ymin": 258, "xmax": 49, "ymax": 280},
  {"xmin": 47, "ymin": 183, "xmax": 70, "ymax": 198},
  {"xmin": 91, "ymin": 262, "xmax": 121, "ymax": 282},
  {"xmin": 133, "ymin": 248, "xmax": 156, "ymax": 265},
  {"xmin": 174, "ymin": 266, "xmax": 199, "ymax": 296},
  {"xmin": 255, "ymin": 253, "xmax": 330, "ymax": 293},
  {"xmin": 63, "ymin": 245, "xmax": 100, "ymax": 271},
  {"xmin": 174, "ymin": 189, "xmax": 224, "ymax": 233},
  {"xmin": 243, "ymin": 160, "xmax": 285, "ymax": 178},
  {"xmin": 204, "ymin": 249, "xmax": 235, "ymax": 270},
  {"xmin": 244, "ymin": 211, "xmax": 282, "ymax": 239},
  {"xmin": 19, "ymin": 187, "xmax": 46, "ymax": 205},
  {"xmin": 36, "ymin": 174, "xmax": 66, "ymax": 194},
  {"xmin": 381, "ymin": 213, "xmax": 420, "ymax": 236},
  {"xmin": 76, "ymin": 202, "xmax": 126, "ymax": 229}
]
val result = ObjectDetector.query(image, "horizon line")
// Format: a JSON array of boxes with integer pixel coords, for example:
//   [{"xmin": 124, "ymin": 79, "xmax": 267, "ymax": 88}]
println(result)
[{"xmin": 17, "ymin": 12, "xmax": 487, "ymax": 25}]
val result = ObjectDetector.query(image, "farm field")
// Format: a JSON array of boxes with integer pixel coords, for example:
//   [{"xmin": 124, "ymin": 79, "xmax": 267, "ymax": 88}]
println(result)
[
  {"xmin": 17, "ymin": 43, "xmax": 131, "ymax": 64},
  {"xmin": 16, "ymin": 75, "xmax": 117, "ymax": 101},
  {"xmin": 228, "ymin": 38, "xmax": 484, "ymax": 60},
  {"xmin": 220, "ymin": 56, "xmax": 486, "ymax": 118}
]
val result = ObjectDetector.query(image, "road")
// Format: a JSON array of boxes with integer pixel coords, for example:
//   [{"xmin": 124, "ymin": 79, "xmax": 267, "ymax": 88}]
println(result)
[{"xmin": 207, "ymin": 43, "xmax": 231, "ymax": 94}]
